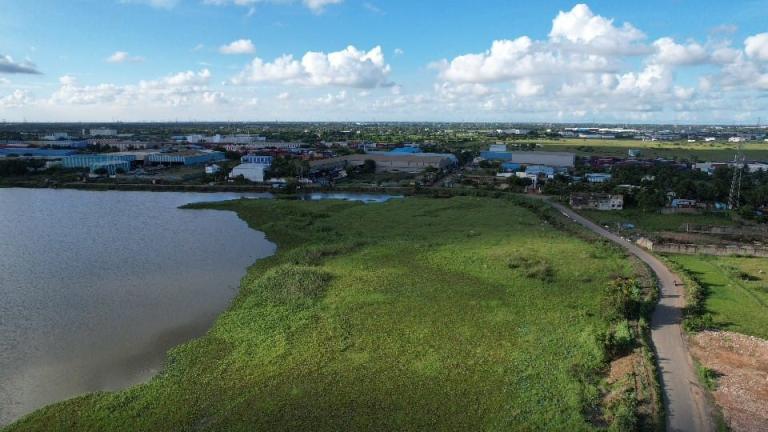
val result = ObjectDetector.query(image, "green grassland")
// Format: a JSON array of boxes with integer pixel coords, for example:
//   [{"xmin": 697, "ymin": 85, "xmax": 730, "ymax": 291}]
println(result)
[
  {"xmin": 579, "ymin": 209, "xmax": 734, "ymax": 233},
  {"xmin": 535, "ymin": 139, "xmax": 768, "ymax": 162},
  {"xmin": 7, "ymin": 196, "xmax": 649, "ymax": 431},
  {"xmin": 667, "ymin": 255, "xmax": 768, "ymax": 339}
]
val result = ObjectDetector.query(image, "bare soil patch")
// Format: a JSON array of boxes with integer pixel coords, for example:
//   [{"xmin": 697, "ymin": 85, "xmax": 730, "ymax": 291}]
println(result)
[{"xmin": 690, "ymin": 331, "xmax": 768, "ymax": 432}]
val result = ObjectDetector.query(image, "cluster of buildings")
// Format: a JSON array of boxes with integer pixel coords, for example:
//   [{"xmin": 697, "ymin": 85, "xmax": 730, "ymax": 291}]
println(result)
[{"xmin": 58, "ymin": 150, "xmax": 225, "ymax": 176}]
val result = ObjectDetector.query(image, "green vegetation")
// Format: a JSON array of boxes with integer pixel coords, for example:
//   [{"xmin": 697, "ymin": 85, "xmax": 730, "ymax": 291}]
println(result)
[
  {"xmin": 536, "ymin": 138, "xmax": 768, "ymax": 162},
  {"xmin": 667, "ymin": 255, "xmax": 768, "ymax": 339},
  {"xmin": 580, "ymin": 209, "xmax": 734, "ymax": 234},
  {"xmin": 695, "ymin": 362, "xmax": 719, "ymax": 392},
  {"xmin": 7, "ymin": 196, "xmax": 657, "ymax": 431}
]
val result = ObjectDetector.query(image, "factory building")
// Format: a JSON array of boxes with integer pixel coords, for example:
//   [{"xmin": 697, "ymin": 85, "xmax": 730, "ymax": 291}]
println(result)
[
  {"xmin": 480, "ymin": 150, "xmax": 575, "ymax": 168},
  {"xmin": 241, "ymin": 155, "xmax": 274, "ymax": 165},
  {"xmin": 145, "ymin": 151, "xmax": 225, "ymax": 166},
  {"xmin": 62, "ymin": 154, "xmax": 137, "ymax": 169},
  {"xmin": 90, "ymin": 128, "xmax": 118, "ymax": 137},
  {"xmin": 229, "ymin": 163, "xmax": 267, "ymax": 182},
  {"xmin": 310, "ymin": 152, "xmax": 458, "ymax": 174},
  {"xmin": 90, "ymin": 161, "xmax": 130, "ymax": 176}
]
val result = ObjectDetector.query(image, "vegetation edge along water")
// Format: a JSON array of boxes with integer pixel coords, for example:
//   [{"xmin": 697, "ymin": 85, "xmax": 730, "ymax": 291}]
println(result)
[{"xmin": 5, "ymin": 195, "xmax": 661, "ymax": 431}]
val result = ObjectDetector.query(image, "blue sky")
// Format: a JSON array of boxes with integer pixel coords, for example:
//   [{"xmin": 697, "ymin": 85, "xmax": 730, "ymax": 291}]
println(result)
[{"xmin": 1, "ymin": 0, "xmax": 768, "ymax": 123}]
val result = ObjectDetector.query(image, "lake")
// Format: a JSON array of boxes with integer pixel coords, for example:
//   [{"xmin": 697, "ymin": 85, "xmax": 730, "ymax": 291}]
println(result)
[
  {"xmin": 0, "ymin": 189, "xmax": 281, "ymax": 426},
  {"xmin": 0, "ymin": 189, "xmax": 399, "ymax": 426}
]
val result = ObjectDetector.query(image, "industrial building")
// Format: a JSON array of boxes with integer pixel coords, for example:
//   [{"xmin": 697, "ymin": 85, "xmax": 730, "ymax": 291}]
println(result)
[
  {"xmin": 0, "ymin": 148, "xmax": 77, "ymax": 158},
  {"xmin": 145, "ymin": 151, "xmax": 225, "ymax": 166},
  {"xmin": 310, "ymin": 152, "xmax": 458, "ymax": 174},
  {"xmin": 570, "ymin": 193, "xmax": 624, "ymax": 211},
  {"xmin": 241, "ymin": 155, "xmax": 274, "ymax": 165},
  {"xmin": 62, "ymin": 154, "xmax": 137, "ymax": 169},
  {"xmin": 90, "ymin": 128, "xmax": 118, "ymax": 137},
  {"xmin": 90, "ymin": 160, "xmax": 130, "ymax": 176},
  {"xmin": 230, "ymin": 163, "xmax": 266, "ymax": 182},
  {"xmin": 480, "ymin": 150, "xmax": 575, "ymax": 168},
  {"xmin": 585, "ymin": 173, "xmax": 613, "ymax": 183}
]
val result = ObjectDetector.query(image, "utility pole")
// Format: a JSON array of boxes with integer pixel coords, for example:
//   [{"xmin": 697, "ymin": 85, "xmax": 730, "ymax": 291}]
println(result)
[{"xmin": 728, "ymin": 140, "xmax": 745, "ymax": 210}]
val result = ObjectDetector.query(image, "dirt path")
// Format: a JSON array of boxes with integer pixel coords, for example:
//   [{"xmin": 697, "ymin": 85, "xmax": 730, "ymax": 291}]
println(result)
[{"xmin": 550, "ymin": 202, "xmax": 714, "ymax": 432}]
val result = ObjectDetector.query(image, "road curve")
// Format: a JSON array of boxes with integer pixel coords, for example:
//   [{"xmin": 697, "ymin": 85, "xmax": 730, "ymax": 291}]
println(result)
[{"xmin": 550, "ymin": 202, "xmax": 714, "ymax": 432}]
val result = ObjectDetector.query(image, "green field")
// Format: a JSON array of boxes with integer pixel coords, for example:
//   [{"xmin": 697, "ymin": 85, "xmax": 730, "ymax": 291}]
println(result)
[
  {"xmin": 579, "ymin": 209, "xmax": 734, "ymax": 234},
  {"xmin": 534, "ymin": 138, "xmax": 768, "ymax": 162},
  {"xmin": 7, "ymin": 196, "xmax": 651, "ymax": 431},
  {"xmin": 667, "ymin": 255, "xmax": 768, "ymax": 339}
]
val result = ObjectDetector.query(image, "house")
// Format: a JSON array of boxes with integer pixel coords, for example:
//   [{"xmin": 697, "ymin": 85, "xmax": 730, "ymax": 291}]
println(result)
[
  {"xmin": 570, "ymin": 193, "xmax": 624, "ymax": 211},
  {"xmin": 585, "ymin": 173, "xmax": 612, "ymax": 183}
]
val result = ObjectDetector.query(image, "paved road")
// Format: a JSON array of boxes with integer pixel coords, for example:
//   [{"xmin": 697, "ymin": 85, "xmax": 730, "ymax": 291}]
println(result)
[{"xmin": 550, "ymin": 202, "xmax": 714, "ymax": 432}]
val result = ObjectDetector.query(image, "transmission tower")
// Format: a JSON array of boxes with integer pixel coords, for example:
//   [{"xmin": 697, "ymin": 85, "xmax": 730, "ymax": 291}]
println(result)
[{"xmin": 728, "ymin": 140, "xmax": 745, "ymax": 210}]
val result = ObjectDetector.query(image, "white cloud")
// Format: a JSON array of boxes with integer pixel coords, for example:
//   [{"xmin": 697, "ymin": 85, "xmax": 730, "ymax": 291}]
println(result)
[
  {"xmin": 106, "ymin": 51, "xmax": 145, "ymax": 64},
  {"xmin": 49, "ymin": 69, "xmax": 219, "ymax": 106},
  {"xmin": 203, "ymin": 0, "xmax": 343, "ymax": 13},
  {"xmin": 303, "ymin": 0, "xmax": 342, "ymax": 13},
  {"xmin": 549, "ymin": 4, "xmax": 646, "ymax": 55},
  {"xmin": 0, "ymin": 89, "xmax": 33, "ymax": 108},
  {"xmin": 651, "ymin": 38, "xmax": 708, "ymax": 65},
  {"xmin": 120, "ymin": 0, "xmax": 180, "ymax": 10},
  {"xmin": 219, "ymin": 39, "xmax": 256, "ymax": 55},
  {"xmin": 745, "ymin": 33, "xmax": 768, "ymax": 61},
  {"xmin": 232, "ymin": 45, "xmax": 392, "ymax": 88},
  {"xmin": 394, "ymin": 48, "xmax": 404, "ymax": 56}
]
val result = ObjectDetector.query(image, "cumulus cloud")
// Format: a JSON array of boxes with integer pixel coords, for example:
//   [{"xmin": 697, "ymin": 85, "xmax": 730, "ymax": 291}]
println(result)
[
  {"xmin": 106, "ymin": 51, "xmax": 145, "ymax": 63},
  {"xmin": 0, "ymin": 55, "xmax": 41, "ymax": 74},
  {"xmin": 0, "ymin": 89, "xmax": 33, "ymax": 108},
  {"xmin": 50, "ymin": 69, "xmax": 220, "ymax": 106},
  {"xmin": 549, "ymin": 4, "xmax": 646, "ymax": 55},
  {"xmin": 231, "ymin": 45, "xmax": 392, "ymax": 88},
  {"xmin": 219, "ymin": 39, "xmax": 256, "ymax": 55},
  {"xmin": 651, "ymin": 38, "xmax": 708, "ymax": 65},
  {"xmin": 745, "ymin": 33, "xmax": 768, "ymax": 61}
]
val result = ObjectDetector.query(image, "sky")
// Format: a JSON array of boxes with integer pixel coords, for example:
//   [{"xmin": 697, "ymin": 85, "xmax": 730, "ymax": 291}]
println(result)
[{"xmin": 1, "ymin": 0, "xmax": 768, "ymax": 123}]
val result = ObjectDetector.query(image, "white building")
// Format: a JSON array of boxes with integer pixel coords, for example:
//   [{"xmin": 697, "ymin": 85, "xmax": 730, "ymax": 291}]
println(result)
[
  {"xmin": 489, "ymin": 144, "xmax": 507, "ymax": 152},
  {"xmin": 205, "ymin": 164, "xmax": 222, "ymax": 175},
  {"xmin": 229, "ymin": 163, "xmax": 266, "ymax": 182},
  {"xmin": 42, "ymin": 132, "xmax": 71, "ymax": 141},
  {"xmin": 729, "ymin": 136, "xmax": 746, "ymax": 143},
  {"xmin": 90, "ymin": 128, "xmax": 118, "ymax": 137}
]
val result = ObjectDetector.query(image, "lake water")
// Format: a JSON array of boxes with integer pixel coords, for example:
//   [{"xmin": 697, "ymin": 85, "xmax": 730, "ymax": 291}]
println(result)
[
  {"xmin": 0, "ymin": 189, "xmax": 281, "ymax": 426},
  {"xmin": 0, "ymin": 189, "xmax": 399, "ymax": 426}
]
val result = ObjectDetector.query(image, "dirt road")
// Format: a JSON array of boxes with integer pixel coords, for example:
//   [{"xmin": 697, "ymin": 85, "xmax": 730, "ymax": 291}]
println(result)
[{"xmin": 550, "ymin": 202, "xmax": 714, "ymax": 432}]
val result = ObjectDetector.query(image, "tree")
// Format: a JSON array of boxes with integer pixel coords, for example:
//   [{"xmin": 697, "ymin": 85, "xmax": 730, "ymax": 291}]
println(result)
[{"xmin": 361, "ymin": 159, "xmax": 376, "ymax": 174}]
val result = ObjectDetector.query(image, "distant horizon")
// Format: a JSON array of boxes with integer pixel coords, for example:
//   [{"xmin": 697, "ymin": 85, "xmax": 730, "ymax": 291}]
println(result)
[{"xmin": 2, "ymin": 1, "xmax": 768, "ymax": 123}]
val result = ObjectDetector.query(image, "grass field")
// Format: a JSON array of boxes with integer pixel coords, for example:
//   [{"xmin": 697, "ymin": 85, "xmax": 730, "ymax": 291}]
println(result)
[
  {"xmin": 579, "ymin": 209, "xmax": 734, "ymax": 234},
  {"xmin": 7, "ymin": 196, "xmax": 651, "ymax": 431},
  {"xmin": 534, "ymin": 139, "xmax": 768, "ymax": 162},
  {"xmin": 667, "ymin": 255, "xmax": 768, "ymax": 339}
]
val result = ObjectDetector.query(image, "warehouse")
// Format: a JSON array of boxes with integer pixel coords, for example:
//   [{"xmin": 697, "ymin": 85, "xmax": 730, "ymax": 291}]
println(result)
[
  {"xmin": 62, "ymin": 154, "xmax": 137, "ymax": 169},
  {"xmin": 90, "ymin": 160, "xmax": 130, "ymax": 176},
  {"xmin": 480, "ymin": 150, "xmax": 575, "ymax": 168},
  {"xmin": 310, "ymin": 152, "xmax": 457, "ymax": 174},
  {"xmin": 229, "ymin": 163, "xmax": 266, "ymax": 182},
  {"xmin": 145, "ymin": 151, "xmax": 225, "ymax": 166}
]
